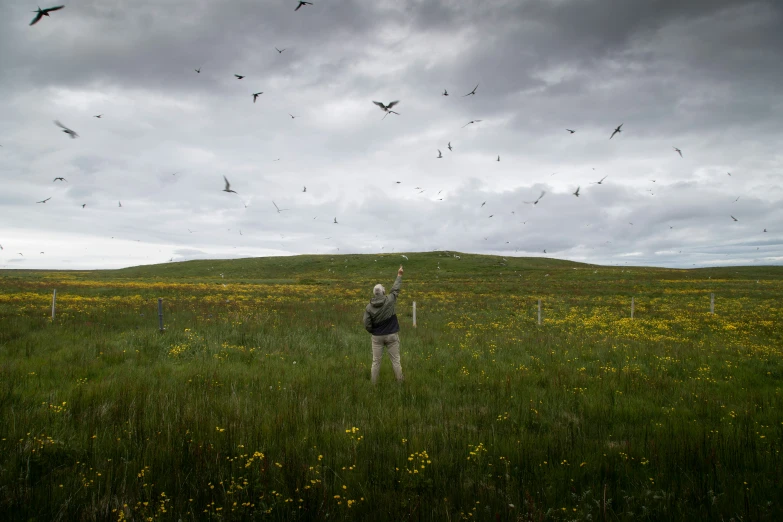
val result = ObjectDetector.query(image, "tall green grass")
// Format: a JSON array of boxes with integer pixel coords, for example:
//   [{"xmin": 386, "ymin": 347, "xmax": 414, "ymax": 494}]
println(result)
[{"xmin": 1, "ymin": 252, "xmax": 782, "ymax": 520}]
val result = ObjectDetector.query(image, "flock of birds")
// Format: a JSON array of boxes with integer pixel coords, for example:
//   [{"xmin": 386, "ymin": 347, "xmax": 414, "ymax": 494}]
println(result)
[{"xmin": 3, "ymin": 3, "xmax": 773, "ymax": 264}]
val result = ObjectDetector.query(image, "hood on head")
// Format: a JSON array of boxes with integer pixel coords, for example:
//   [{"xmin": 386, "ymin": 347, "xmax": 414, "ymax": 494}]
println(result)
[{"xmin": 370, "ymin": 295, "xmax": 386, "ymax": 307}]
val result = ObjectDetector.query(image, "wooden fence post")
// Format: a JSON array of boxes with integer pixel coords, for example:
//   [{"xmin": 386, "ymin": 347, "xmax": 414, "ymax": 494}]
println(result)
[
  {"xmin": 158, "ymin": 298, "xmax": 164, "ymax": 332},
  {"xmin": 537, "ymin": 299, "xmax": 542, "ymax": 325},
  {"xmin": 710, "ymin": 293, "xmax": 715, "ymax": 314},
  {"xmin": 412, "ymin": 301, "xmax": 417, "ymax": 328},
  {"xmin": 631, "ymin": 297, "xmax": 635, "ymax": 319},
  {"xmin": 51, "ymin": 289, "xmax": 57, "ymax": 321}
]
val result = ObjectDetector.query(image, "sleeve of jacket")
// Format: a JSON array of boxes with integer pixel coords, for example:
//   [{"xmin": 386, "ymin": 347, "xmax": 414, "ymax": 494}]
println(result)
[
  {"xmin": 363, "ymin": 308, "xmax": 373, "ymax": 333},
  {"xmin": 389, "ymin": 275, "xmax": 402, "ymax": 300}
]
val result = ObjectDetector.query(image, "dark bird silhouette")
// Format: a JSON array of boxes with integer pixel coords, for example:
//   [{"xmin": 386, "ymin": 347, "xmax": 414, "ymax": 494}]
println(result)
[
  {"xmin": 94, "ymin": 114, "xmax": 102, "ymax": 119},
  {"xmin": 566, "ymin": 129, "xmax": 576, "ymax": 134},
  {"xmin": 763, "ymin": 228, "xmax": 767, "ymax": 232},
  {"xmin": 30, "ymin": 5, "xmax": 64, "ymax": 26},
  {"xmin": 447, "ymin": 142, "xmax": 452, "ymax": 151},
  {"xmin": 295, "ymin": 1, "xmax": 313, "ymax": 11},
  {"xmin": 195, "ymin": 68, "xmax": 200, "ymax": 73},
  {"xmin": 734, "ymin": 196, "xmax": 740, "ymax": 202},
  {"xmin": 234, "ymin": 74, "xmax": 245, "ymax": 79},
  {"xmin": 437, "ymin": 149, "xmax": 442, "ymax": 158},
  {"xmin": 610, "ymin": 123, "xmax": 623, "ymax": 139},
  {"xmin": 481, "ymin": 201, "xmax": 486, "ymax": 207},
  {"xmin": 275, "ymin": 47, "xmax": 286, "ymax": 53},
  {"xmin": 462, "ymin": 119, "xmax": 482, "ymax": 128},
  {"xmin": 442, "ymin": 89, "xmax": 448, "ymax": 96},
  {"xmin": 118, "ymin": 201, "xmax": 122, "ymax": 207},
  {"xmin": 36, "ymin": 197, "xmax": 51, "ymax": 204},
  {"xmin": 222, "ymin": 176, "xmax": 237, "ymax": 194},
  {"xmin": 289, "ymin": 113, "xmax": 296, "ymax": 119},
  {"xmin": 727, "ymin": 172, "xmax": 732, "ymax": 176},
  {"xmin": 488, "ymin": 214, "xmax": 494, "ymax": 218},
  {"xmin": 462, "ymin": 83, "xmax": 479, "ymax": 97},
  {"xmin": 252, "ymin": 92, "xmax": 263, "ymax": 103},
  {"xmin": 591, "ymin": 175, "xmax": 608, "ymax": 185},
  {"xmin": 333, "ymin": 217, "xmax": 338, "ymax": 224},
  {"xmin": 303, "ymin": 186, "xmax": 306, "ymax": 192},
  {"xmin": 673, "ymin": 146, "xmax": 683, "ymax": 158},
  {"xmin": 731, "ymin": 215, "xmax": 738, "ymax": 222},
  {"xmin": 373, "ymin": 100, "xmax": 400, "ymax": 118},
  {"xmin": 273, "ymin": 201, "xmax": 289, "ymax": 213},
  {"xmin": 53, "ymin": 177, "xmax": 66, "ymax": 182},
  {"xmin": 524, "ymin": 191, "xmax": 546, "ymax": 205},
  {"xmin": 496, "ymin": 155, "xmax": 500, "ymax": 162},
  {"xmin": 573, "ymin": 186, "xmax": 580, "ymax": 197},
  {"xmin": 543, "ymin": 249, "xmax": 547, "ymax": 254},
  {"xmin": 54, "ymin": 120, "xmax": 78, "ymax": 138},
  {"xmin": 81, "ymin": 203, "xmax": 86, "ymax": 208}
]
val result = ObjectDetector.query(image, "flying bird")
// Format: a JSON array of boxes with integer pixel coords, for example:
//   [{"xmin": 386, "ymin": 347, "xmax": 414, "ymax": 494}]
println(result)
[
  {"xmin": 731, "ymin": 215, "xmax": 738, "ymax": 222},
  {"xmin": 442, "ymin": 89, "xmax": 448, "ymax": 96},
  {"xmin": 566, "ymin": 129, "xmax": 576, "ymax": 134},
  {"xmin": 30, "ymin": 5, "xmax": 64, "ymax": 26},
  {"xmin": 462, "ymin": 83, "xmax": 479, "ymax": 97},
  {"xmin": 496, "ymin": 155, "xmax": 500, "ymax": 162},
  {"xmin": 53, "ymin": 177, "xmax": 66, "ymax": 182},
  {"xmin": 610, "ymin": 123, "xmax": 623, "ymax": 139},
  {"xmin": 462, "ymin": 120, "xmax": 482, "ymax": 128},
  {"xmin": 195, "ymin": 68, "xmax": 200, "ymax": 73},
  {"xmin": 447, "ymin": 142, "xmax": 452, "ymax": 151},
  {"xmin": 734, "ymin": 196, "xmax": 740, "ymax": 202},
  {"xmin": 234, "ymin": 74, "xmax": 245, "ymax": 79},
  {"xmin": 54, "ymin": 120, "xmax": 78, "ymax": 139},
  {"xmin": 289, "ymin": 114, "xmax": 296, "ymax": 119},
  {"xmin": 573, "ymin": 186, "xmax": 580, "ymax": 197},
  {"xmin": 524, "ymin": 191, "xmax": 546, "ymax": 205},
  {"xmin": 36, "ymin": 197, "xmax": 51, "ymax": 204},
  {"xmin": 94, "ymin": 114, "xmax": 102, "ymax": 119},
  {"xmin": 333, "ymin": 217, "xmax": 338, "ymax": 224},
  {"xmin": 591, "ymin": 175, "xmax": 608, "ymax": 185},
  {"xmin": 295, "ymin": 1, "xmax": 313, "ymax": 11},
  {"xmin": 81, "ymin": 204, "xmax": 86, "ymax": 208},
  {"xmin": 373, "ymin": 100, "xmax": 400, "ymax": 117},
  {"xmin": 481, "ymin": 201, "xmax": 486, "ymax": 207},
  {"xmin": 275, "ymin": 47, "xmax": 286, "ymax": 54},
  {"xmin": 727, "ymin": 172, "xmax": 732, "ymax": 176},
  {"xmin": 543, "ymin": 249, "xmax": 547, "ymax": 254},
  {"xmin": 673, "ymin": 146, "xmax": 683, "ymax": 158},
  {"xmin": 118, "ymin": 201, "xmax": 122, "ymax": 207},
  {"xmin": 272, "ymin": 201, "xmax": 289, "ymax": 213},
  {"xmin": 401, "ymin": 255, "xmax": 408, "ymax": 260},
  {"xmin": 252, "ymin": 92, "xmax": 263, "ymax": 102},
  {"xmin": 437, "ymin": 149, "xmax": 442, "ymax": 158},
  {"xmin": 303, "ymin": 186, "xmax": 306, "ymax": 192},
  {"xmin": 763, "ymin": 228, "xmax": 767, "ymax": 232},
  {"xmin": 222, "ymin": 175, "xmax": 237, "ymax": 194}
]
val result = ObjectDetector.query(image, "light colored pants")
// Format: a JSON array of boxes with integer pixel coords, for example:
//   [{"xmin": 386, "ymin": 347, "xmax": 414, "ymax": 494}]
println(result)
[{"xmin": 371, "ymin": 333, "xmax": 404, "ymax": 384}]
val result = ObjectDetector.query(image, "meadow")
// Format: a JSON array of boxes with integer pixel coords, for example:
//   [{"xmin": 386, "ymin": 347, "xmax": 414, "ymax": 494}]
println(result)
[{"xmin": 1, "ymin": 252, "xmax": 782, "ymax": 521}]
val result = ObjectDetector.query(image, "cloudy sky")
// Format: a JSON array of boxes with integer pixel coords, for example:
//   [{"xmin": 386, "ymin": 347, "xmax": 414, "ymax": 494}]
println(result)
[{"xmin": 1, "ymin": 0, "xmax": 781, "ymax": 270}]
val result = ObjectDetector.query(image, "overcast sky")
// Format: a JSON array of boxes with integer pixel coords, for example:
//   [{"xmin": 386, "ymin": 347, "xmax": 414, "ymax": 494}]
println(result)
[{"xmin": 1, "ymin": 0, "xmax": 781, "ymax": 270}]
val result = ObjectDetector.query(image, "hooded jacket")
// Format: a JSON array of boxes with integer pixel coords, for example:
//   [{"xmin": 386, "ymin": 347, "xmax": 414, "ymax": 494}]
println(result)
[{"xmin": 363, "ymin": 275, "xmax": 402, "ymax": 335}]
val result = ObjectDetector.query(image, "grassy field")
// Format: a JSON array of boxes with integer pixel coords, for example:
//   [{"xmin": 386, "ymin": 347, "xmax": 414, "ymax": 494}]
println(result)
[{"xmin": 1, "ymin": 251, "xmax": 782, "ymax": 521}]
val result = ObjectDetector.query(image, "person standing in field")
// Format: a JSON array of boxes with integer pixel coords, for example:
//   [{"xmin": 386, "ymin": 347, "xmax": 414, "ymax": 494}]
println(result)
[{"xmin": 363, "ymin": 265, "xmax": 405, "ymax": 384}]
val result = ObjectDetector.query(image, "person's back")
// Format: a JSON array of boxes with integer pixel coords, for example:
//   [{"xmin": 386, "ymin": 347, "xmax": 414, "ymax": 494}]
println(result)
[{"xmin": 363, "ymin": 266, "xmax": 405, "ymax": 383}]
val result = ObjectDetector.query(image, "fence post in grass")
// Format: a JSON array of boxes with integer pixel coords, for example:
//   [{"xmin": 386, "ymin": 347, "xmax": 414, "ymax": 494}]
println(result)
[
  {"xmin": 710, "ymin": 293, "xmax": 715, "ymax": 314},
  {"xmin": 51, "ymin": 289, "xmax": 57, "ymax": 321},
  {"xmin": 412, "ymin": 301, "xmax": 417, "ymax": 328},
  {"xmin": 158, "ymin": 298, "xmax": 164, "ymax": 332},
  {"xmin": 631, "ymin": 297, "xmax": 635, "ymax": 319},
  {"xmin": 537, "ymin": 299, "xmax": 542, "ymax": 325}
]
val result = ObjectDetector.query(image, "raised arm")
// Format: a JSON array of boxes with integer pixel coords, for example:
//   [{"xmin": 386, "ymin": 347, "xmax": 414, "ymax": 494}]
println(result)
[{"xmin": 389, "ymin": 265, "xmax": 403, "ymax": 299}]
